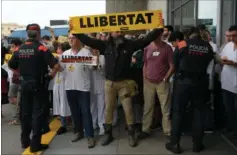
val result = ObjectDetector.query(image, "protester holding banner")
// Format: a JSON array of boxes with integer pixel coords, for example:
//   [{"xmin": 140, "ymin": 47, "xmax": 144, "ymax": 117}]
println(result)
[
  {"xmin": 73, "ymin": 25, "xmax": 163, "ymax": 147},
  {"xmin": 60, "ymin": 33, "xmax": 95, "ymax": 148}
]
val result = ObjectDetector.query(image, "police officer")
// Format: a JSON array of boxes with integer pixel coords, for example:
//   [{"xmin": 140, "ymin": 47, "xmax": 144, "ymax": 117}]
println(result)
[
  {"xmin": 165, "ymin": 27, "xmax": 221, "ymax": 154},
  {"xmin": 73, "ymin": 28, "xmax": 162, "ymax": 147},
  {"xmin": 8, "ymin": 24, "xmax": 60, "ymax": 153}
]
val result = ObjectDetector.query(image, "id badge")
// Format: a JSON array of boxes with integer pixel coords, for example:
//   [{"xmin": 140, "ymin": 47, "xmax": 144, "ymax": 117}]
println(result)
[
  {"xmin": 56, "ymin": 78, "xmax": 61, "ymax": 84},
  {"xmin": 68, "ymin": 64, "xmax": 75, "ymax": 72},
  {"xmin": 152, "ymin": 51, "xmax": 160, "ymax": 56}
]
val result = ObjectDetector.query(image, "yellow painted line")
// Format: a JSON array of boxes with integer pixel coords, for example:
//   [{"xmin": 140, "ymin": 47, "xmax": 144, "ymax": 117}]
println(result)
[{"xmin": 22, "ymin": 118, "xmax": 61, "ymax": 155}]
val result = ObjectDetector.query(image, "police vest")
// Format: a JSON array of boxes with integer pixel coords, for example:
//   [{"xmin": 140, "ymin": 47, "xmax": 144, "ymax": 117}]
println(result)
[
  {"xmin": 177, "ymin": 38, "xmax": 214, "ymax": 75},
  {"xmin": 17, "ymin": 41, "xmax": 48, "ymax": 81}
]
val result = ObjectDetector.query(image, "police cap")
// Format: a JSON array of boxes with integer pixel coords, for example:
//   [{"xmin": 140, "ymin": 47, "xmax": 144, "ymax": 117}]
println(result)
[{"xmin": 26, "ymin": 24, "xmax": 41, "ymax": 31}]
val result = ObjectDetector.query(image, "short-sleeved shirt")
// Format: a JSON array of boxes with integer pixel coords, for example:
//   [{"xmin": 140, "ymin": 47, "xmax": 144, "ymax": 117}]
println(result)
[
  {"xmin": 220, "ymin": 42, "xmax": 237, "ymax": 94},
  {"xmin": 144, "ymin": 42, "xmax": 174, "ymax": 83},
  {"xmin": 61, "ymin": 48, "xmax": 92, "ymax": 92}
]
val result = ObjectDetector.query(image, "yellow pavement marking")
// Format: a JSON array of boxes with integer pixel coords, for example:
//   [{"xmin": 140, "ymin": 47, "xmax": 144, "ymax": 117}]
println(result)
[{"xmin": 22, "ymin": 118, "xmax": 61, "ymax": 155}]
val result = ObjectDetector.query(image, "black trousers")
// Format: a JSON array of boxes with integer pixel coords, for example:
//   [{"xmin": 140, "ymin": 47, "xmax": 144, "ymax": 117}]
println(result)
[
  {"xmin": 171, "ymin": 78, "xmax": 208, "ymax": 145},
  {"xmin": 42, "ymin": 90, "xmax": 50, "ymax": 130},
  {"xmin": 213, "ymin": 75, "xmax": 226, "ymax": 129},
  {"xmin": 222, "ymin": 89, "xmax": 237, "ymax": 132},
  {"xmin": 20, "ymin": 80, "xmax": 45, "ymax": 149}
]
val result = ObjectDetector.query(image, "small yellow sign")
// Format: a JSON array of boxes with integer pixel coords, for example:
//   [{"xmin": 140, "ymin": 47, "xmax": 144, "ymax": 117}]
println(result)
[
  {"xmin": 70, "ymin": 10, "xmax": 163, "ymax": 34},
  {"xmin": 4, "ymin": 54, "xmax": 12, "ymax": 64},
  {"xmin": 52, "ymin": 53, "xmax": 59, "ymax": 58},
  {"xmin": 57, "ymin": 36, "xmax": 68, "ymax": 43}
]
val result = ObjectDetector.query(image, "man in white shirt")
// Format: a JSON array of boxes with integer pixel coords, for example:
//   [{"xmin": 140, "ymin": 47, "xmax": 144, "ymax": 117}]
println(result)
[
  {"xmin": 60, "ymin": 33, "xmax": 95, "ymax": 148},
  {"xmin": 220, "ymin": 31, "xmax": 232, "ymax": 52},
  {"xmin": 220, "ymin": 25, "xmax": 237, "ymax": 137}
]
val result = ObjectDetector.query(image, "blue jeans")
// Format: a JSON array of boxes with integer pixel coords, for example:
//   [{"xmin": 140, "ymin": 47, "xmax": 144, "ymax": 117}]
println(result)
[
  {"xmin": 66, "ymin": 90, "xmax": 94, "ymax": 137},
  {"xmin": 222, "ymin": 89, "xmax": 237, "ymax": 132}
]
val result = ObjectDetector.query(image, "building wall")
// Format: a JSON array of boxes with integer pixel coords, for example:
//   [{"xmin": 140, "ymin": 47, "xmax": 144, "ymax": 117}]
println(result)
[
  {"xmin": 167, "ymin": 0, "xmax": 236, "ymax": 45},
  {"xmin": 106, "ymin": 0, "xmax": 147, "ymax": 13},
  {"xmin": 235, "ymin": 0, "xmax": 237, "ymax": 24},
  {"xmin": 168, "ymin": 0, "xmax": 196, "ymax": 31},
  {"xmin": 147, "ymin": 0, "xmax": 168, "ymax": 25},
  {"xmin": 2, "ymin": 23, "xmax": 25, "ymax": 36}
]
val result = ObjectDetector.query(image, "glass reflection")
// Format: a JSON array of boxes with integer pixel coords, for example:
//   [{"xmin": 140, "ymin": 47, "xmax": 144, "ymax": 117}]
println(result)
[
  {"xmin": 198, "ymin": 0, "xmax": 218, "ymax": 42},
  {"xmin": 182, "ymin": 0, "xmax": 195, "ymax": 27}
]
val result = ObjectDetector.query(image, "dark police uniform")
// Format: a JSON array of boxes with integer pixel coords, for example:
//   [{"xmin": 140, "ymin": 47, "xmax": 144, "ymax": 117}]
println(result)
[
  {"xmin": 8, "ymin": 38, "xmax": 57, "ymax": 152},
  {"xmin": 166, "ymin": 36, "xmax": 214, "ymax": 154}
]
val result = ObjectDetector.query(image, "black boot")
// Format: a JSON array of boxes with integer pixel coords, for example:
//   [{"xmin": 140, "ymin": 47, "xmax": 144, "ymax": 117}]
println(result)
[
  {"xmin": 128, "ymin": 125, "xmax": 138, "ymax": 147},
  {"xmin": 30, "ymin": 144, "xmax": 49, "ymax": 153},
  {"xmin": 42, "ymin": 125, "xmax": 50, "ymax": 134},
  {"xmin": 21, "ymin": 138, "xmax": 31, "ymax": 149},
  {"xmin": 101, "ymin": 124, "xmax": 114, "ymax": 146},
  {"xmin": 139, "ymin": 131, "xmax": 150, "ymax": 139},
  {"xmin": 193, "ymin": 143, "xmax": 205, "ymax": 153},
  {"xmin": 21, "ymin": 140, "xmax": 31, "ymax": 149},
  {"xmin": 135, "ymin": 123, "xmax": 142, "ymax": 133},
  {"xmin": 165, "ymin": 142, "xmax": 182, "ymax": 154},
  {"xmin": 57, "ymin": 127, "xmax": 67, "ymax": 135},
  {"xmin": 135, "ymin": 123, "xmax": 142, "ymax": 140}
]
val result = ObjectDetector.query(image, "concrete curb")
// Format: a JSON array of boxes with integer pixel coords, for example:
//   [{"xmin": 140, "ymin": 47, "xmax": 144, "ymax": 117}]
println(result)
[{"xmin": 221, "ymin": 134, "xmax": 237, "ymax": 152}]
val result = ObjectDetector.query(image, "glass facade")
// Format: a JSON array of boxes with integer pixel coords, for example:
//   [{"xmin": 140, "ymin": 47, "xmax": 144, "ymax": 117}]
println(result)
[
  {"xmin": 198, "ymin": 0, "xmax": 217, "ymax": 42},
  {"xmin": 168, "ymin": 0, "xmax": 236, "ymax": 45}
]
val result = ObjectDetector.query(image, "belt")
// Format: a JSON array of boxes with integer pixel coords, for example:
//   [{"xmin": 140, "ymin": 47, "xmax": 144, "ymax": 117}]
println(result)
[
  {"xmin": 20, "ymin": 76, "xmax": 40, "ymax": 82},
  {"xmin": 106, "ymin": 76, "xmax": 128, "ymax": 82},
  {"xmin": 177, "ymin": 71, "xmax": 208, "ymax": 78}
]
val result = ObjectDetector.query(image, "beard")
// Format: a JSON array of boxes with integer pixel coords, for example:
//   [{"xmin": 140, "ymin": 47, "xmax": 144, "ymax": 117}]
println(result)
[{"xmin": 163, "ymin": 33, "xmax": 169, "ymax": 38}]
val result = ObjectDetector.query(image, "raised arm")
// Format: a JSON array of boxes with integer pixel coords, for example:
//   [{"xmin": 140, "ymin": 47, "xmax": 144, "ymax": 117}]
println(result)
[
  {"xmin": 39, "ymin": 45, "xmax": 61, "ymax": 77},
  {"xmin": 73, "ymin": 34, "xmax": 106, "ymax": 54},
  {"xmin": 131, "ymin": 29, "xmax": 163, "ymax": 51}
]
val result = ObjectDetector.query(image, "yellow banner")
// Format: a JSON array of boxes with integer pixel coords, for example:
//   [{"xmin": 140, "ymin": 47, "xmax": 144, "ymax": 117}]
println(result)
[
  {"xmin": 70, "ymin": 10, "xmax": 163, "ymax": 34},
  {"xmin": 4, "ymin": 53, "xmax": 59, "ymax": 64},
  {"xmin": 57, "ymin": 36, "xmax": 68, "ymax": 43}
]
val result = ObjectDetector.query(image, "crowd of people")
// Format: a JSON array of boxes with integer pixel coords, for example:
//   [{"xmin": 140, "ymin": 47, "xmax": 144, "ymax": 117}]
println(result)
[{"xmin": 1, "ymin": 23, "xmax": 237, "ymax": 154}]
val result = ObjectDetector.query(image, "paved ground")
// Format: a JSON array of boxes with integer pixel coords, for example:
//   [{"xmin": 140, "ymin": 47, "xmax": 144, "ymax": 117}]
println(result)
[
  {"xmin": 2, "ymin": 103, "xmax": 237, "ymax": 155},
  {"xmin": 2, "ymin": 104, "xmax": 23, "ymax": 154}
]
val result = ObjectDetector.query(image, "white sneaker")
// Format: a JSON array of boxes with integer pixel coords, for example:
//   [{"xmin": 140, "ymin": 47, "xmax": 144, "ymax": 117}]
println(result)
[{"xmin": 99, "ymin": 127, "xmax": 104, "ymax": 135}]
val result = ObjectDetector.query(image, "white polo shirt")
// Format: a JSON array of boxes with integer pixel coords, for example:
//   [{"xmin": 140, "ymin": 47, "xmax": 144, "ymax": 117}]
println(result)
[
  {"xmin": 61, "ymin": 48, "xmax": 92, "ymax": 92},
  {"xmin": 220, "ymin": 42, "xmax": 237, "ymax": 94}
]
